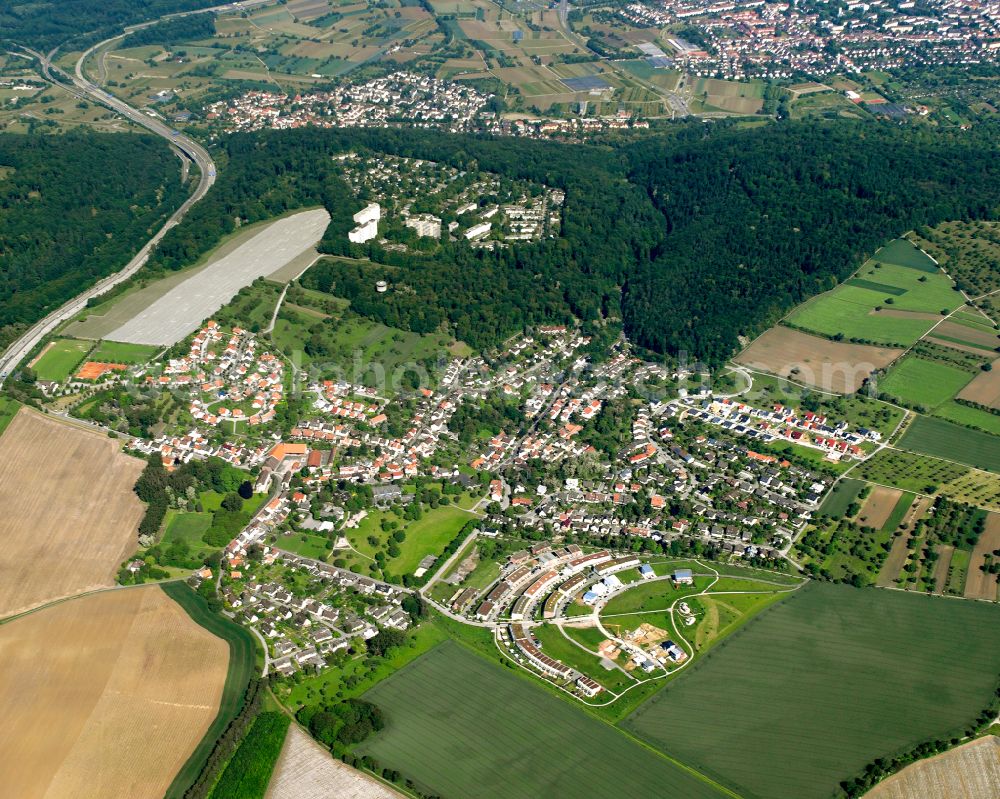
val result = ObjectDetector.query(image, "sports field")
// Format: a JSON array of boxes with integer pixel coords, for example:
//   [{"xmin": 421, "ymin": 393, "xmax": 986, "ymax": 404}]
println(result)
[
  {"xmin": 0, "ymin": 409, "xmax": 146, "ymax": 618},
  {"xmin": 30, "ymin": 337, "xmax": 92, "ymax": 381},
  {"xmin": 897, "ymin": 416, "xmax": 1000, "ymax": 473},
  {"xmin": 359, "ymin": 640, "xmax": 731, "ymax": 799},
  {"xmin": 0, "ymin": 586, "xmax": 229, "ymax": 799},
  {"xmin": 90, "ymin": 340, "xmax": 160, "ymax": 364},
  {"xmin": 622, "ymin": 582, "xmax": 1000, "ymax": 799},
  {"xmin": 877, "ymin": 355, "xmax": 974, "ymax": 409}
]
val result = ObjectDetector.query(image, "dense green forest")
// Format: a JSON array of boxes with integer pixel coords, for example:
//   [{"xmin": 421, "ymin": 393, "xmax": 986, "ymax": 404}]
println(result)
[
  {"xmin": 623, "ymin": 123, "xmax": 1000, "ymax": 363},
  {"xmin": 147, "ymin": 121, "xmax": 1000, "ymax": 364},
  {"xmin": 123, "ymin": 14, "xmax": 215, "ymax": 48},
  {"xmin": 0, "ymin": 132, "xmax": 185, "ymax": 351},
  {"xmin": 1, "ymin": 0, "xmax": 218, "ymax": 50}
]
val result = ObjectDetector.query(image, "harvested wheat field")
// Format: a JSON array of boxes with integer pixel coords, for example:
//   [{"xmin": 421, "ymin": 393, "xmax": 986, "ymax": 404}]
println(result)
[
  {"xmin": 0, "ymin": 586, "xmax": 228, "ymax": 799},
  {"xmin": 735, "ymin": 327, "xmax": 902, "ymax": 393},
  {"xmin": 865, "ymin": 735, "xmax": 1000, "ymax": 799},
  {"xmin": 857, "ymin": 486, "xmax": 904, "ymax": 529},
  {"xmin": 958, "ymin": 363, "xmax": 1000, "ymax": 410},
  {"xmin": 0, "ymin": 409, "xmax": 146, "ymax": 618},
  {"xmin": 965, "ymin": 512, "xmax": 1000, "ymax": 601},
  {"xmin": 266, "ymin": 724, "xmax": 404, "ymax": 799}
]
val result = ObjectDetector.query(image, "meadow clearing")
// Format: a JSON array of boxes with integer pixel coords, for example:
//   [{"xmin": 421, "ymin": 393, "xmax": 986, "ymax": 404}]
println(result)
[
  {"xmin": 359, "ymin": 640, "xmax": 731, "ymax": 799},
  {"xmin": 734, "ymin": 326, "xmax": 902, "ymax": 393},
  {"xmin": 817, "ymin": 477, "xmax": 865, "ymax": 517},
  {"xmin": 0, "ymin": 586, "xmax": 229, "ymax": 799},
  {"xmin": 0, "ymin": 409, "xmax": 145, "ymax": 618},
  {"xmin": 866, "ymin": 735, "xmax": 1000, "ymax": 799},
  {"xmin": 622, "ymin": 582, "xmax": 1000, "ymax": 799}
]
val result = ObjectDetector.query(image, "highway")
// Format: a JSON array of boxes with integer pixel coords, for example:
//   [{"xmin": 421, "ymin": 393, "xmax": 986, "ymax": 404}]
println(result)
[{"xmin": 0, "ymin": 42, "xmax": 217, "ymax": 385}]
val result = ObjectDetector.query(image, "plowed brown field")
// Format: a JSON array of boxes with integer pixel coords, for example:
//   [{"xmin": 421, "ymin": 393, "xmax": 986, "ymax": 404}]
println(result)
[
  {"xmin": 0, "ymin": 409, "xmax": 145, "ymax": 618},
  {"xmin": 0, "ymin": 586, "xmax": 228, "ymax": 799}
]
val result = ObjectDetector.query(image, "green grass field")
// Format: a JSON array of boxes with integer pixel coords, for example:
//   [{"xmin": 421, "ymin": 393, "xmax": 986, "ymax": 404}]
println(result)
[
  {"xmin": 854, "ymin": 447, "xmax": 966, "ymax": 492},
  {"xmin": 934, "ymin": 400, "xmax": 1000, "ymax": 435},
  {"xmin": 878, "ymin": 356, "xmax": 974, "ymax": 409},
  {"xmin": 876, "ymin": 239, "xmax": 939, "ymax": 272},
  {"xmin": 0, "ymin": 397, "xmax": 19, "ymax": 437},
  {"xmin": 622, "ymin": 582, "xmax": 1000, "ymax": 799},
  {"xmin": 31, "ymin": 338, "xmax": 92, "ymax": 381},
  {"xmin": 390, "ymin": 504, "xmax": 473, "ymax": 574},
  {"xmin": 359, "ymin": 640, "xmax": 732, "ymax": 799},
  {"xmin": 276, "ymin": 530, "xmax": 331, "ymax": 560},
  {"xmin": 207, "ymin": 711, "xmax": 289, "ymax": 799},
  {"xmin": 531, "ymin": 623, "xmax": 635, "ymax": 694},
  {"xmin": 89, "ymin": 340, "xmax": 160, "ymax": 364},
  {"xmin": 162, "ymin": 582, "xmax": 259, "ymax": 799},
  {"xmin": 785, "ymin": 248, "xmax": 961, "ymax": 345},
  {"xmin": 897, "ymin": 415, "xmax": 1000, "ymax": 473},
  {"xmin": 817, "ymin": 478, "xmax": 865, "ymax": 517},
  {"xmin": 600, "ymin": 576, "xmax": 711, "ymax": 615}
]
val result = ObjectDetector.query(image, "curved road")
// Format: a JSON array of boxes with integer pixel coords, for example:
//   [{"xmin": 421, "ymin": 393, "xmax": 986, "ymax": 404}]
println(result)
[{"xmin": 0, "ymin": 41, "xmax": 217, "ymax": 385}]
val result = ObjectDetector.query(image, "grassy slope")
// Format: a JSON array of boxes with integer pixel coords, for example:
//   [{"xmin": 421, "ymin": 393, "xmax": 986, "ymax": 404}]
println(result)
[
  {"xmin": 622, "ymin": 582, "xmax": 1000, "ymax": 799},
  {"xmin": 162, "ymin": 582, "xmax": 259, "ymax": 799}
]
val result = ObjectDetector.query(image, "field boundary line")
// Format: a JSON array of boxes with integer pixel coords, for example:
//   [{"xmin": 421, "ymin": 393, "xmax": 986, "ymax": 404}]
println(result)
[{"xmin": 0, "ymin": 578, "xmax": 184, "ymax": 626}]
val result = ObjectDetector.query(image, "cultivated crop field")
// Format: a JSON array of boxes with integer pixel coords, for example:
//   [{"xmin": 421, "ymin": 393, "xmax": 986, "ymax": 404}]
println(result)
[
  {"xmin": 359, "ymin": 640, "xmax": 731, "ymax": 799},
  {"xmin": 0, "ymin": 409, "xmax": 146, "ymax": 617},
  {"xmin": 735, "ymin": 327, "xmax": 902, "ymax": 393},
  {"xmin": 266, "ymin": 723, "xmax": 404, "ymax": 799},
  {"xmin": 866, "ymin": 735, "xmax": 1000, "ymax": 799},
  {"xmin": 784, "ymin": 240, "xmax": 963, "ymax": 346},
  {"xmin": 877, "ymin": 355, "xmax": 973, "ymax": 409},
  {"xmin": 622, "ymin": 582, "xmax": 1000, "ymax": 799},
  {"xmin": 965, "ymin": 512, "xmax": 1000, "ymax": 600},
  {"xmin": 959, "ymin": 364, "xmax": 1000, "ymax": 410},
  {"xmin": 0, "ymin": 586, "xmax": 229, "ymax": 799},
  {"xmin": 897, "ymin": 416, "xmax": 1000, "ymax": 473}
]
